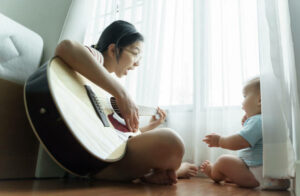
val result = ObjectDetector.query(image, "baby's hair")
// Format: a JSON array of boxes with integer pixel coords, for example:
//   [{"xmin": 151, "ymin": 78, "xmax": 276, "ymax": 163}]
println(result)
[{"xmin": 244, "ymin": 76, "xmax": 260, "ymax": 93}]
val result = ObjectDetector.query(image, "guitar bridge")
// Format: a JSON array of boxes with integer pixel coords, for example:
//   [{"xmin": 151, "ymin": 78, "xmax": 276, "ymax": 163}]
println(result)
[{"xmin": 84, "ymin": 85, "xmax": 110, "ymax": 127}]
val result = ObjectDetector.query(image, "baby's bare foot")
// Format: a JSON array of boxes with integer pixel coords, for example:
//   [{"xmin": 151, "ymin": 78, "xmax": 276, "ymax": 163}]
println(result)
[
  {"xmin": 176, "ymin": 162, "xmax": 198, "ymax": 179},
  {"xmin": 141, "ymin": 169, "xmax": 177, "ymax": 185},
  {"xmin": 200, "ymin": 160, "xmax": 212, "ymax": 178}
]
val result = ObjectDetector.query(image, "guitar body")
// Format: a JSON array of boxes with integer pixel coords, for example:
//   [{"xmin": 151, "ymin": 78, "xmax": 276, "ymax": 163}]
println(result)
[{"xmin": 24, "ymin": 57, "xmax": 133, "ymax": 177}]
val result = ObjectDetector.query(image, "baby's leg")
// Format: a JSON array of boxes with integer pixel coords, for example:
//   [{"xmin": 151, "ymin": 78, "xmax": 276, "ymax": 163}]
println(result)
[
  {"xmin": 201, "ymin": 155, "xmax": 259, "ymax": 188},
  {"xmin": 200, "ymin": 160, "xmax": 223, "ymax": 180}
]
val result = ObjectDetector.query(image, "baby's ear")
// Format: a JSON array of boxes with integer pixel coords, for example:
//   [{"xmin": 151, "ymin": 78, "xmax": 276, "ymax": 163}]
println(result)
[{"xmin": 258, "ymin": 96, "xmax": 261, "ymax": 106}]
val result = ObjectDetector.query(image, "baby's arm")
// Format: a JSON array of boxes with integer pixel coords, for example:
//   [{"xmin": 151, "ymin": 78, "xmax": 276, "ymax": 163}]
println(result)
[{"xmin": 203, "ymin": 133, "xmax": 250, "ymax": 150}]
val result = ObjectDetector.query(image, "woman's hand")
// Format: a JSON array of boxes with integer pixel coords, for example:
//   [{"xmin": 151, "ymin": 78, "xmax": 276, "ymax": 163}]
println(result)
[
  {"xmin": 140, "ymin": 107, "xmax": 167, "ymax": 132},
  {"xmin": 115, "ymin": 94, "xmax": 139, "ymax": 132},
  {"xmin": 149, "ymin": 107, "xmax": 166, "ymax": 127}
]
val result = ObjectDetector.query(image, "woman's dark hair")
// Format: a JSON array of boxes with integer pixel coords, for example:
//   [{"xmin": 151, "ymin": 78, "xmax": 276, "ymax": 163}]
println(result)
[{"xmin": 92, "ymin": 20, "xmax": 144, "ymax": 61}]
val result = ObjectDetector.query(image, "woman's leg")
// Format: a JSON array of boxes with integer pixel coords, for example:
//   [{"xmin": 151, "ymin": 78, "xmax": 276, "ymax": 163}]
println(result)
[
  {"xmin": 200, "ymin": 154, "xmax": 259, "ymax": 188},
  {"xmin": 176, "ymin": 162, "xmax": 198, "ymax": 179},
  {"xmin": 94, "ymin": 128, "xmax": 184, "ymax": 184}
]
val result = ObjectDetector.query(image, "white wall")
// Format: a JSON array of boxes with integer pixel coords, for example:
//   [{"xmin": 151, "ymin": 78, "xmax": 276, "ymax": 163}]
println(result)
[
  {"xmin": 0, "ymin": 0, "xmax": 72, "ymax": 64},
  {"xmin": 0, "ymin": 0, "xmax": 73, "ymax": 178}
]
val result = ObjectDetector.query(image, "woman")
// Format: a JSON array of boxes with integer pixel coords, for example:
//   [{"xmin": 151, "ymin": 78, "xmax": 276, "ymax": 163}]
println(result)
[{"xmin": 55, "ymin": 21, "xmax": 195, "ymax": 185}]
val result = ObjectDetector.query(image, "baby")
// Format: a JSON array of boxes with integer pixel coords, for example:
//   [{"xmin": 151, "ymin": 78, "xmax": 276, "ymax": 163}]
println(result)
[{"xmin": 200, "ymin": 77, "xmax": 289, "ymax": 189}]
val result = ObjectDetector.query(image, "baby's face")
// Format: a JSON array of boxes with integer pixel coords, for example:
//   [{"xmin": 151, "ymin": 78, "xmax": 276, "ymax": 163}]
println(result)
[{"xmin": 242, "ymin": 86, "xmax": 261, "ymax": 117}]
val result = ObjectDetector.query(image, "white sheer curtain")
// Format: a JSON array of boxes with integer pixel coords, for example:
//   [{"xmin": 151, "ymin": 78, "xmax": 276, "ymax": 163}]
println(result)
[
  {"xmin": 84, "ymin": 0, "xmax": 194, "ymax": 130},
  {"xmin": 85, "ymin": 0, "xmax": 260, "ymax": 163},
  {"xmin": 257, "ymin": 0, "xmax": 298, "ymax": 178},
  {"xmin": 192, "ymin": 0, "xmax": 260, "ymax": 165},
  {"xmin": 84, "ymin": 1, "xmax": 298, "ymax": 179},
  {"xmin": 59, "ymin": 0, "xmax": 96, "ymax": 42},
  {"xmin": 84, "ymin": 0, "xmax": 193, "ymax": 107}
]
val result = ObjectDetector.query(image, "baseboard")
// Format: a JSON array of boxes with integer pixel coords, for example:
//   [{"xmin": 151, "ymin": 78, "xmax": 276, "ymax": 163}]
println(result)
[{"xmin": 296, "ymin": 160, "xmax": 300, "ymax": 196}]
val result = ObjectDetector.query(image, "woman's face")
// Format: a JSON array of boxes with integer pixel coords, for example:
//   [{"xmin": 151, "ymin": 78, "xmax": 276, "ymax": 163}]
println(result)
[{"xmin": 115, "ymin": 41, "xmax": 143, "ymax": 78}]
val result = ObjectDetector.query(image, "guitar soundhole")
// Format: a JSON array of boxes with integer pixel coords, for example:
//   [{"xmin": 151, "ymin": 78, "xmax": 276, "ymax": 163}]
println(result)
[{"xmin": 110, "ymin": 97, "xmax": 123, "ymax": 118}]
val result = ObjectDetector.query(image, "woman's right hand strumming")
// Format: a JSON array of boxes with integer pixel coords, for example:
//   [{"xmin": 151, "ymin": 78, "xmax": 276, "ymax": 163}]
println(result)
[{"xmin": 115, "ymin": 93, "xmax": 139, "ymax": 132}]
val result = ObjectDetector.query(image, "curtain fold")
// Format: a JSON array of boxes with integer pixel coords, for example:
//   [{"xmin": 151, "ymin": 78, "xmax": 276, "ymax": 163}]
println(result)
[
  {"xmin": 59, "ymin": 0, "xmax": 96, "ymax": 43},
  {"xmin": 84, "ymin": 0, "xmax": 193, "ymax": 108},
  {"xmin": 257, "ymin": 0, "xmax": 298, "ymax": 178},
  {"xmin": 83, "ymin": 1, "xmax": 298, "ymax": 178},
  {"xmin": 192, "ymin": 0, "xmax": 260, "ymax": 165}
]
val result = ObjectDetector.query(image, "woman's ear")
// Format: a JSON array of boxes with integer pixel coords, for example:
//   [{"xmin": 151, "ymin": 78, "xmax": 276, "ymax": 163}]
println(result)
[{"xmin": 107, "ymin": 43, "xmax": 116, "ymax": 58}]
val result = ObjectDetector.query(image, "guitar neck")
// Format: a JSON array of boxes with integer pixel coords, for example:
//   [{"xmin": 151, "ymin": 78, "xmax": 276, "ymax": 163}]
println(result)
[
  {"xmin": 137, "ymin": 106, "xmax": 157, "ymax": 116},
  {"xmin": 110, "ymin": 97, "xmax": 157, "ymax": 117}
]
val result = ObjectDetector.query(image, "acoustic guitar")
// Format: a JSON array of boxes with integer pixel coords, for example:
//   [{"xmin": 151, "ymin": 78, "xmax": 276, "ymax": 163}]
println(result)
[{"xmin": 24, "ymin": 57, "xmax": 157, "ymax": 177}]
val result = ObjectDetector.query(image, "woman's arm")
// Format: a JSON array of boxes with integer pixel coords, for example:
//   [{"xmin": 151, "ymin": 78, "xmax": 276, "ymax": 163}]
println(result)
[
  {"xmin": 55, "ymin": 40, "xmax": 139, "ymax": 132},
  {"xmin": 55, "ymin": 40, "xmax": 124, "ymax": 98}
]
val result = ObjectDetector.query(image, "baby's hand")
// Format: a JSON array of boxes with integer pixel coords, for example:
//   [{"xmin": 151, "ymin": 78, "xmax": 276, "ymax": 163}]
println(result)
[
  {"xmin": 241, "ymin": 114, "xmax": 248, "ymax": 126},
  {"xmin": 202, "ymin": 133, "xmax": 221, "ymax": 147}
]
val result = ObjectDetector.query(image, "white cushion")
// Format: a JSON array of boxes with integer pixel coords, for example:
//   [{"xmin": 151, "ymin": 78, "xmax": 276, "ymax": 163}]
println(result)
[
  {"xmin": 0, "ymin": 13, "xmax": 43, "ymax": 84},
  {"xmin": 0, "ymin": 36, "xmax": 19, "ymax": 63}
]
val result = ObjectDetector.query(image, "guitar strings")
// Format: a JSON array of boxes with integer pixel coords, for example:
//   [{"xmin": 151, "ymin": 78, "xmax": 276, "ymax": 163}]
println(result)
[
  {"xmin": 94, "ymin": 94, "xmax": 157, "ymax": 115},
  {"xmin": 109, "ymin": 97, "xmax": 157, "ymax": 115}
]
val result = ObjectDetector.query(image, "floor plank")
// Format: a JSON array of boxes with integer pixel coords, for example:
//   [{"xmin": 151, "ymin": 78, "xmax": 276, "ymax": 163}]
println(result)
[{"xmin": 0, "ymin": 177, "xmax": 293, "ymax": 196}]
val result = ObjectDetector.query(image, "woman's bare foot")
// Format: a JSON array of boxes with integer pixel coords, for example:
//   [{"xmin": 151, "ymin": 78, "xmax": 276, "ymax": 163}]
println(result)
[
  {"xmin": 176, "ymin": 162, "xmax": 198, "ymax": 179},
  {"xmin": 224, "ymin": 178, "xmax": 233, "ymax": 183},
  {"xmin": 200, "ymin": 160, "xmax": 212, "ymax": 178},
  {"xmin": 141, "ymin": 169, "xmax": 177, "ymax": 185}
]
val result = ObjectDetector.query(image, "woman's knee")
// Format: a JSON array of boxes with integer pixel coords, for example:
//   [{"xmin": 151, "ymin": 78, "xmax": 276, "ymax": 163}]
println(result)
[
  {"xmin": 149, "ymin": 128, "xmax": 185, "ymax": 168},
  {"xmin": 155, "ymin": 128, "xmax": 184, "ymax": 156},
  {"xmin": 126, "ymin": 128, "xmax": 184, "ymax": 169}
]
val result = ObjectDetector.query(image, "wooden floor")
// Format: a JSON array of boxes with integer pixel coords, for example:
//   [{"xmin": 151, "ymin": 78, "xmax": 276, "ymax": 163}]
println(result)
[{"xmin": 0, "ymin": 177, "xmax": 293, "ymax": 196}]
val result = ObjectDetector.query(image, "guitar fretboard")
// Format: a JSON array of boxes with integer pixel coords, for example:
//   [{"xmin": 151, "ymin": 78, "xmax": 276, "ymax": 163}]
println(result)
[
  {"xmin": 110, "ymin": 97, "xmax": 157, "ymax": 117},
  {"xmin": 85, "ymin": 85, "xmax": 110, "ymax": 127}
]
